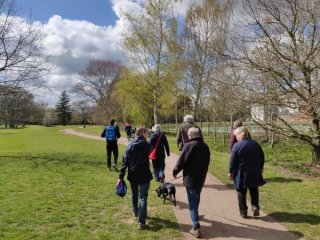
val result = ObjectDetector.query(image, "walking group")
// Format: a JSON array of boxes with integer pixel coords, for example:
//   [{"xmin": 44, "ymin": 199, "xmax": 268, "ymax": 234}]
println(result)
[{"xmin": 101, "ymin": 115, "xmax": 266, "ymax": 239}]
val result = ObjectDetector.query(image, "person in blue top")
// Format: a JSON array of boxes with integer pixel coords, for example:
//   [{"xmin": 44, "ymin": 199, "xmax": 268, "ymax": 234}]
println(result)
[
  {"xmin": 229, "ymin": 126, "xmax": 266, "ymax": 218},
  {"xmin": 100, "ymin": 119, "xmax": 121, "ymax": 171},
  {"xmin": 118, "ymin": 127, "xmax": 153, "ymax": 230},
  {"xmin": 149, "ymin": 124, "xmax": 170, "ymax": 182}
]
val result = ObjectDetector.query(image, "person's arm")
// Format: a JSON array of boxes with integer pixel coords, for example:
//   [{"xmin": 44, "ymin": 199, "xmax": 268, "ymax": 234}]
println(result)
[
  {"xmin": 164, "ymin": 134, "xmax": 170, "ymax": 157},
  {"xmin": 115, "ymin": 126, "xmax": 121, "ymax": 138},
  {"xmin": 119, "ymin": 146, "xmax": 130, "ymax": 179},
  {"xmin": 259, "ymin": 144, "xmax": 265, "ymax": 171},
  {"xmin": 176, "ymin": 127, "xmax": 182, "ymax": 150},
  {"xmin": 173, "ymin": 145, "xmax": 188, "ymax": 177},
  {"xmin": 100, "ymin": 128, "xmax": 106, "ymax": 138},
  {"xmin": 228, "ymin": 144, "xmax": 238, "ymax": 179}
]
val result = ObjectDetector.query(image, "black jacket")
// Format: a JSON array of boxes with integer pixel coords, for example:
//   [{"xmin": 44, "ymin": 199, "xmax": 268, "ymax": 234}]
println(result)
[
  {"xmin": 149, "ymin": 131, "xmax": 170, "ymax": 164},
  {"xmin": 176, "ymin": 122, "xmax": 202, "ymax": 151},
  {"xmin": 119, "ymin": 136, "xmax": 153, "ymax": 183},
  {"xmin": 173, "ymin": 137, "xmax": 210, "ymax": 189}
]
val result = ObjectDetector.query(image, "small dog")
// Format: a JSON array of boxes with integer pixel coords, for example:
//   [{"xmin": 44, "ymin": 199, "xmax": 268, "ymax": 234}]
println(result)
[{"xmin": 155, "ymin": 182, "xmax": 176, "ymax": 206}]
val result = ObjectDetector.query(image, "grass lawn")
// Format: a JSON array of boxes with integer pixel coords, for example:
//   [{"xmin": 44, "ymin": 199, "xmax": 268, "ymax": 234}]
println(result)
[
  {"xmin": 0, "ymin": 126, "xmax": 181, "ymax": 240},
  {"xmin": 75, "ymin": 125, "xmax": 320, "ymax": 240}
]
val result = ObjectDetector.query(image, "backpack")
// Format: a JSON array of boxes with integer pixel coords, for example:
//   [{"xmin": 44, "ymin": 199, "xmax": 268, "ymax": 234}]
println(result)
[{"xmin": 106, "ymin": 125, "xmax": 117, "ymax": 141}]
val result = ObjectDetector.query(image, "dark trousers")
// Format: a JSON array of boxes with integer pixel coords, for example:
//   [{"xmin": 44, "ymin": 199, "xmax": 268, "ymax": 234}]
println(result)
[
  {"xmin": 106, "ymin": 141, "xmax": 118, "ymax": 168},
  {"xmin": 236, "ymin": 187, "xmax": 259, "ymax": 214}
]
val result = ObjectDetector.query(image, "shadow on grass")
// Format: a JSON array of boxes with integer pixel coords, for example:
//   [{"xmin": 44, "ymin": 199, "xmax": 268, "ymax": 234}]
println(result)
[
  {"xmin": 262, "ymin": 212, "xmax": 320, "ymax": 225},
  {"xmin": 147, "ymin": 216, "xmax": 180, "ymax": 231},
  {"xmin": 264, "ymin": 177, "xmax": 303, "ymax": 183},
  {"xmin": 0, "ymin": 153, "xmax": 106, "ymax": 170}
]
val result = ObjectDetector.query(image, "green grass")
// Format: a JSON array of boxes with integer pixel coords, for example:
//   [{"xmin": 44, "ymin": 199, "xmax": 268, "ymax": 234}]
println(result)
[
  {"xmin": 210, "ymin": 151, "xmax": 320, "ymax": 240},
  {"xmin": 1, "ymin": 125, "xmax": 319, "ymax": 240},
  {"xmin": 0, "ymin": 126, "xmax": 181, "ymax": 240},
  {"xmin": 75, "ymin": 125, "xmax": 320, "ymax": 239}
]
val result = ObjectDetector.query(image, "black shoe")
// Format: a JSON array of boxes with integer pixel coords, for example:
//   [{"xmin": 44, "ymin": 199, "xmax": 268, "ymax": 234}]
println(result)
[
  {"xmin": 189, "ymin": 228, "xmax": 201, "ymax": 238},
  {"xmin": 138, "ymin": 223, "xmax": 150, "ymax": 230},
  {"xmin": 252, "ymin": 206, "xmax": 260, "ymax": 216},
  {"xmin": 112, "ymin": 163, "xmax": 118, "ymax": 172},
  {"xmin": 240, "ymin": 212, "xmax": 248, "ymax": 218}
]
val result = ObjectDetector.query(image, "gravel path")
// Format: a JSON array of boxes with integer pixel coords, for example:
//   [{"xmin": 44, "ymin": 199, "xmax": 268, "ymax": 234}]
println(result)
[{"xmin": 64, "ymin": 129, "xmax": 302, "ymax": 240}]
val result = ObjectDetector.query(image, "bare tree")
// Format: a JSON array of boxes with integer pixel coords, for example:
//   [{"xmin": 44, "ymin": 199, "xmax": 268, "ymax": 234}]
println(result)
[
  {"xmin": 229, "ymin": 0, "xmax": 320, "ymax": 165},
  {"xmin": 0, "ymin": 86, "xmax": 35, "ymax": 128},
  {"xmin": 73, "ymin": 59, "xmax": 123, "ymax": 118},
  {"xmin": 182, "ymin": 0, "xmax": 234, "ymax": 121},
  {"xmin": 0, "ymin": 0, "xmax": 49, "ymax": 90}
]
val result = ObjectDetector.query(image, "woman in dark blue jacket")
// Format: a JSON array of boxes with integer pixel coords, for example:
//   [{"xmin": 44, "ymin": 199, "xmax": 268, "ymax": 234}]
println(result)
[
  {"xmin": 118, "ymin": 127, "xmax": 153, "ymax": 229},
  {"xmin": 149, "ymin": 124, "xmax": 170, "ymax": 182},
  {"xmin": 229, "ymin": 126, "xmax": 266, "ymax": 218}
]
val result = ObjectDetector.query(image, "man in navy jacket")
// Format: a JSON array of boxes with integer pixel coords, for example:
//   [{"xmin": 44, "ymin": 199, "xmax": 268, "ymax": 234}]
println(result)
[{"xmin": 229, "ymin": 126, "xmax": 266, "ymax": 218}]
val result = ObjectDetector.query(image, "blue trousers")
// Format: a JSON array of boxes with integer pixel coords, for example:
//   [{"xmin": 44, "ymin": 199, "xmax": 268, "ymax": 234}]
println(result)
[
  {"xmin": 186, "ymin": 187, "xmax": 202, "ymax": 230},
  {"xmin": 130, "ymin": 181, "xmax": 150, "ymax": 224}
]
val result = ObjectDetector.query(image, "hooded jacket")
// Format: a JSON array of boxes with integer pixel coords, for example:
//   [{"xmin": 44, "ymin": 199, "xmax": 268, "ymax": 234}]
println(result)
[{"xmin": 119, "ymin": 136, "xmax": 153, "ymax": 183}]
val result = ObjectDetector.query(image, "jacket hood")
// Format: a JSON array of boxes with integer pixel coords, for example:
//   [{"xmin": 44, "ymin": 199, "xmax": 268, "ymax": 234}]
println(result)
[{"xmin": 130, "ymin": 136, "xmax": 149, "ymax": 150}]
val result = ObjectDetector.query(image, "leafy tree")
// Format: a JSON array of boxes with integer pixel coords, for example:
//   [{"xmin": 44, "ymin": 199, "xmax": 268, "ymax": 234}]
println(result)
[
  {"xmin": 55, "ymin": 90, "xmax": 72, "ymax": 126},
  {"xmin": 122, "ymin": 0, "xmax": 177, "ymax": 124}
]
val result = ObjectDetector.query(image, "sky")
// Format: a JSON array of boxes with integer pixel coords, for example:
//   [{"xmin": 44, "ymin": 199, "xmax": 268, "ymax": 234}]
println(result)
[{"xmin": 10, "ymin": 0, "xmax": 195, "ymax": 107}]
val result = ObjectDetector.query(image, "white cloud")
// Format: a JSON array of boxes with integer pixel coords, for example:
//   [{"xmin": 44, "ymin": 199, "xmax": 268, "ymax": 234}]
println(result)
[
  {"xmin": 32, "ymin": 0, "xmax": 195, "ymax": 107},
  {"xmin": 33, "ymin": 14, "xmax": 126, "ymax": 106}
]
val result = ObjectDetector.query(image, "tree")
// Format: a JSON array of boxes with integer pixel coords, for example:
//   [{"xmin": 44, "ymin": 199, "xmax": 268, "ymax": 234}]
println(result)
[
  {"xmin": 122, "ymin": 0, "xmax": 177, "ymax": 124},
  {"xmin": 229, "ymin": 0, "xmax": 320, "ymax": 165},
  {"xmin": 0, "ymin": 86, "xmax": 36, "ymax": 128},
  {"xmin": 114, "ymin": 68, "xmax": 154, "ymax": 126},
  {"xmin": 72, "ymin": 101, "xmax": 92, "ymax": 125},
  {"xmin": 55, "ymin": 90, "xmax": 72, "ymax": 126},
  {"xmin": 73, "ymin": 59, "xmax": 123, "ymax": 119},
  {"xmin": 0, "ymin": 0, "xmax": 49, "ymax": 90},
  {"xmin": 182, "ymin": 0, "xmax": 234, "ymax": 120}
]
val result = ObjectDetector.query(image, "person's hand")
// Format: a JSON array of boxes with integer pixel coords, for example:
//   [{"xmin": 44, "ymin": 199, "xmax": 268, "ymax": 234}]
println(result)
[
  {"xmin": 228, "ymin": 173, "xmax": 234, "ymax": 180},
  {"xmin": 117, "ymin": 178, "xmax": 122, "ymax": 184}
]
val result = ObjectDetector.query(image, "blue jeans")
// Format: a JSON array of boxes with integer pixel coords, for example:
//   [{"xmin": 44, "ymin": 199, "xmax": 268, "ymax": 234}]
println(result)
[
  {"xmin": 152, "ymin": 161, "xmax": 165, "ymax": 181},
  {"xmin": 186, "ymin": 187, "xmax": 202, "ymax": 230},
  {"xmin": 130, "ymin": 182, "xmax": 150, "ymax": 224}
]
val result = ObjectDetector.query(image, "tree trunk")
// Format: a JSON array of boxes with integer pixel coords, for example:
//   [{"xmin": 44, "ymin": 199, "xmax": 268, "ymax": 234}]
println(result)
[
  {"xmin": 153, "ymin": 90, "xmax": 158, "ymax": 124},
  {"xmin": 311, "ymin": 139, "xmax": 320, "ymax": 166},
  {"xmin": 311, "ymin": 118, "xmax": 320, "ymax": 166}
]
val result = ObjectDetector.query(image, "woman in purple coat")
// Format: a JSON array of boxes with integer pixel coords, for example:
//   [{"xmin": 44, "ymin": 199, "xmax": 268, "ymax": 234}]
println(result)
[{"xmin": 229, "ymin": 126, "xmax": 266, "ymax": 218}]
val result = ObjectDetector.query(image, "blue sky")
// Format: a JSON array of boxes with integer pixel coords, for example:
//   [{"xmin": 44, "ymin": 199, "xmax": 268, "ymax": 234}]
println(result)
[
  {"xmin": 8, "ymin": 0, "xmax": 193, "ymax": 106},
  {"xmin": 15, "ymin": 0, "xmax": 117, "ymax": 26}
]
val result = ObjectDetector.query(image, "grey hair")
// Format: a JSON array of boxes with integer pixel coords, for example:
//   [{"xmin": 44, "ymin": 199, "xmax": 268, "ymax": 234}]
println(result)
[
  {"xmin": 188, "ymin": 127, "xmax": 200, "ymax": 138},
  {"xmin": 184, "ymin": 114, "xmax": 194, "ymax": 123},
  {"xmin": 153, "ymin": 124, "xmax": 161, "ymax": 132},
  {"xmin": 233, "ymin": 126, "xmax": 249, "ymax": 140},
  {"xmin": 233, "ymin": 119, "xmax": 243, "ymax": 129}
]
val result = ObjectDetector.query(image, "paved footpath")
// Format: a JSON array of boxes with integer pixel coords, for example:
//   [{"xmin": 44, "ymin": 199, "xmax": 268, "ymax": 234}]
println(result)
[{"xmin": 64, "ymin": 129, "xmax": 302, "ymax": 240}]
